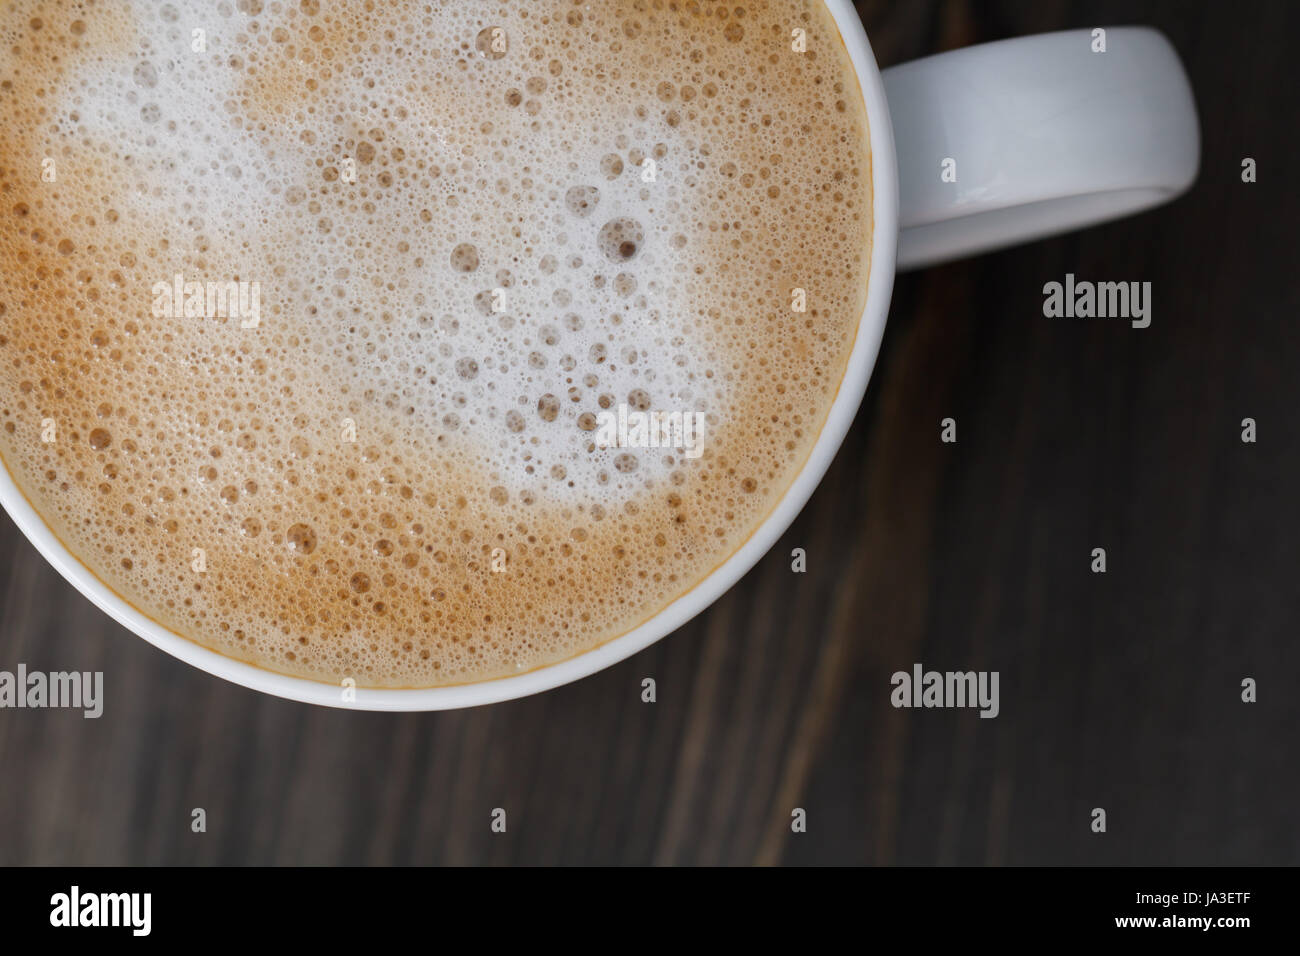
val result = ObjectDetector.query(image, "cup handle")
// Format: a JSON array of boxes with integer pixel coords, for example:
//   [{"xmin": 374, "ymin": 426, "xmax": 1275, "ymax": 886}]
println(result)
[{"xmin": 880, "ymin": 26, "xmax": 1200, "ymax": 270}]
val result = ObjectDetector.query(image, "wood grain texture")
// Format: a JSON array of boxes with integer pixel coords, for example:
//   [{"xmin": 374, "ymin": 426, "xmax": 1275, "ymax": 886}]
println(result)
[{"xmin": 0, "ymin": 0, "xmax": 1296, "ymax": 866}]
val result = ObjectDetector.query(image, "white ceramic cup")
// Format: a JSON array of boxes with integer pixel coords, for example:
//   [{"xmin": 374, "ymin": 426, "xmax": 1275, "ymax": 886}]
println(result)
[{"xmin": 0, "ymin": 8, "xmax": 1199, "ymax": 710}]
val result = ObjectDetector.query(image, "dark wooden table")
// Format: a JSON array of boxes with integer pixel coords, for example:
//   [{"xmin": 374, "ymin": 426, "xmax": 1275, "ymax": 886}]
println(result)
[{"xmin": 1, "ymin": 0, "xmax": 1296, "ymax": 865}]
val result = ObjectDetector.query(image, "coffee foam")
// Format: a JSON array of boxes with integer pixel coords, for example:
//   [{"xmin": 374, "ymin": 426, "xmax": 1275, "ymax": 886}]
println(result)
[{"xmin": 0, "ymin": 0, "xmax": 872, "ymax": 687}]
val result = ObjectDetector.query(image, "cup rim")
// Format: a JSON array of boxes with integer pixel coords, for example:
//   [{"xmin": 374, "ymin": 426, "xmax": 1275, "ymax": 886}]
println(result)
[{"xmin": 0, "ymin": 1, "xmax": 899, "ymax": 711}]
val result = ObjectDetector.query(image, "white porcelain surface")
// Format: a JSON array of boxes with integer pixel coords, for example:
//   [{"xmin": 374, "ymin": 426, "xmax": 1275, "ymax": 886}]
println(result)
[{"xmin": 885, "ymin": 27, "xmax": 1199, "ymax": 269}]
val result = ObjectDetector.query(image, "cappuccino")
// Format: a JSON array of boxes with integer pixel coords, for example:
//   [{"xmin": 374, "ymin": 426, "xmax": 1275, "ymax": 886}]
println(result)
[{"xmin": 0, "ymin": 0, "xmax": 872, "ymax": 687}]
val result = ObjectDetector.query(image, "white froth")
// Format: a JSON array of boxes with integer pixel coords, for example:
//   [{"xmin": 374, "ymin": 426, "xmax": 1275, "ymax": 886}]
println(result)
[{"xmin": 59, "ymin": 1, "xmax": 720, "ymax": 497}]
